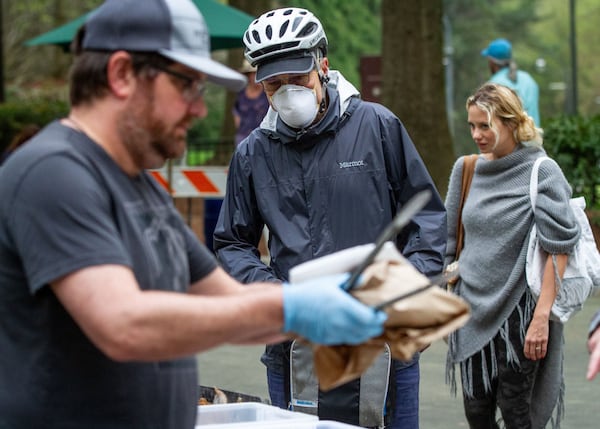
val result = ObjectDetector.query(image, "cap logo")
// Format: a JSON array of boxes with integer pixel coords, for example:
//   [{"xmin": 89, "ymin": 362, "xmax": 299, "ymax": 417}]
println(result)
[{"xmin": 169, "ymin": 16, "xmax": 209, "ymax": 56}]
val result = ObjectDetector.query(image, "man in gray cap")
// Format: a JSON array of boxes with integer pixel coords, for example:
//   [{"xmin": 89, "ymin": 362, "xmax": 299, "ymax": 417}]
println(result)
[
  {"xmin": 481, "ymin": 38, "xmax": 541, "ymax": 126},
  {"xmin": 0, "ymin": 1, "xmax": 388, "ymax": 427}
]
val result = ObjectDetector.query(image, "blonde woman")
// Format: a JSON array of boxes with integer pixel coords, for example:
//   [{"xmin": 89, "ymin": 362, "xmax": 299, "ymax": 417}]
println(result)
[{"xmin": 445, "ymin": 83, "xmax": 580, "ymax": 428}]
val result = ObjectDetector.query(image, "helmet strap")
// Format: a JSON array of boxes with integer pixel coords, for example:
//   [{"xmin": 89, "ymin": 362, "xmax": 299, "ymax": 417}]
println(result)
[
  {"xmin": 313, "ymin": 50, "xmax": 328, "ymax": 114},
  {"xmin": 318, "ymin": 79, "xmax": 329, "ymax": 114},
  {"xmin": 318, "ymin": 96, "xmax": 327, "ymax": 114},
  {"xmin": 319, "ymin": 73, "xmax": 329, "ymax": 85}
]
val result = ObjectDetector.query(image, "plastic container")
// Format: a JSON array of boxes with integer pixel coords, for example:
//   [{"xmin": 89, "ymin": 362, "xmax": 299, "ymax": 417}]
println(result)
[
  {"xmin": 195, "ymin": 402, "xmax": 317, "ymax": 428},
  {"xmin": 263, "ymin": 421, "xmax": 362, "ymax": 428}
]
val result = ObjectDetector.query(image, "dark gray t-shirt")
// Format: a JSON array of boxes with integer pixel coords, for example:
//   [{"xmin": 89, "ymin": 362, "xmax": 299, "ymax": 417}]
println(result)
[{"xmin": 0, "ymin": 121, "xmax": 217, "ymax": 428}]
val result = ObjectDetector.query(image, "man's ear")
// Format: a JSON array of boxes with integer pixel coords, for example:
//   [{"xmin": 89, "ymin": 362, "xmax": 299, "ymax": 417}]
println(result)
[
  {"xmin": 106, "ymin": 51, "xmax": 137, "ymax": 99},
  {"xmin": 318, "ymin": 57, "xmax": 330, "ymax": 84},
  {"xmin": 320, "ymin": 57, "xmax": 329, "ymax": 75}
]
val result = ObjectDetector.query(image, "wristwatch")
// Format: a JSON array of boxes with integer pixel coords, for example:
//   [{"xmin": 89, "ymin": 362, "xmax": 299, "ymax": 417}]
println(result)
[{"xmin": 589, "ymin": 310, "xmax": 600, "ymax": 337}]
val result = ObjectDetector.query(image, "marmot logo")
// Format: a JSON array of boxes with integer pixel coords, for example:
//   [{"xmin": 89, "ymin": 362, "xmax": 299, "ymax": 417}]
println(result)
[{"xmin": 338, "ymin": 160, "xmax": 366, "ymax": 168}]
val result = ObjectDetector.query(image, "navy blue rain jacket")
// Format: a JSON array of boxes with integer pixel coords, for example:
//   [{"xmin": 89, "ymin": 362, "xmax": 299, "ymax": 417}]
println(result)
[
  {"xmin": 213, "ymin": 72, "xmax": 447, "ymax": 371},
  {"xmin": 215, "ymin": 75, "xmax": 446, "ymax": 280}
]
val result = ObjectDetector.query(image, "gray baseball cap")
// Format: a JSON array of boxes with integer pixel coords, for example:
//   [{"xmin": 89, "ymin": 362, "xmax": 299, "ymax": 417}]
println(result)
[{"xmin": 82, "ymin": 0, "xmax": 247, "ymax": 91}]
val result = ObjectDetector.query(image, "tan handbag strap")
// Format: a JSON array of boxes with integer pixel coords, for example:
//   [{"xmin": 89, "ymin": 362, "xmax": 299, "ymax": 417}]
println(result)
[{"xmin": 455, "ymin": 155, "xmax": 478, "ymax": 259}]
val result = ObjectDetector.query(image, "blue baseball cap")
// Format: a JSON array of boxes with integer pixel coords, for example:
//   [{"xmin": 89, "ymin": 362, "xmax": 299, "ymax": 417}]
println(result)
[
  {"xmin": 481, "ymin": 38, "xmax": 512, "ymax": 62},
  {"xmin": 83, "ymin": 0, "xmax": 247, "ymax": 91}
]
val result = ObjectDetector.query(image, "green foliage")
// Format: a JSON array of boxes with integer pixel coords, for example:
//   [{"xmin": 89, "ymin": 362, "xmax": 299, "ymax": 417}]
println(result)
[
  {"xmin": 5, "ymin": 0, "xmax": 102, "ymax": 83},
  {"xmin": 446, "ymin": 0, "xmax": 600, "ymax": 157},
  {"xmin": 188, "ymin": 84, "xmax": 226, "ymax": 142},
  {"xmin": 531, "ymin": 0, "xmax": 600, "ymax": 117},
  {"xmin": 443, "ymin": 0, "xmax": 543, "ymax": 156},
  {"xmin": 0, "ymin": 98, "xmax": 69, "ymax": 151},
  {"xmin": 6, "ymin": 0, "xmax": 600, "ymax": 169},
  {"xmin": 275, "ymin": 0, "xmax": 381, "ymax": 87},
  {"xmin": 185, "ymin": 84, "xmax": 235, "ymax": 166},
  {"xmin": 543, "ymin": 115, "xmax": 600, "ymax": 208}
]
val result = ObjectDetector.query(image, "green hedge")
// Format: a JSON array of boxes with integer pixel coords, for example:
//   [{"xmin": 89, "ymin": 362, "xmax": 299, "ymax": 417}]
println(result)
[
  {"xmin": 0, "ymin": 99, "xmax": 69, "ymax": 152},
  {"xmin": 543, "ymin": 115, "xmax": 600, "ymax": 210},
  {"xmin": 0, "ymin": 84, "xmax": 228, "ymax": 159}
]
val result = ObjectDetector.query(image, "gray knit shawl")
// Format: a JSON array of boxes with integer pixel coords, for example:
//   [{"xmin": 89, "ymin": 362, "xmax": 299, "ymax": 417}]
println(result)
[
  {"xmin": 446, "ymin": 146, "xmax": 579, "ymax": 361},
  {"xmin": 445, "ymin": 146, "xmax": 580, "ymax": 426}
]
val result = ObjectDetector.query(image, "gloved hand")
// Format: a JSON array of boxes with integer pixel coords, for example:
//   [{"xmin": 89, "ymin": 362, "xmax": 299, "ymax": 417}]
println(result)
[{"xmin": 282, "ymin": 273, "xmax": 387, "ymax": 345}]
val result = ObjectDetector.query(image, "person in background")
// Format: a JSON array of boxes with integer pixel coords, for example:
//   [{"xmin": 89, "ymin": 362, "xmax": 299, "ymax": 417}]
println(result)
[
  {"xmin": 445, "ymin": 83, "xmax": 579, "ymax": 428},
  {"xmin": 0, "ymin": 123, "xmax": 40, "ymax": 166},
  {"xmin": 214, "ymin": 7, "xmax": 446, "ymax": 428},
  {"xmin": 0, "ymin": 1, "xmax": 388, "ymax": 427},
  {"xmin": 233, "ymin": 59, "xmax": 269, "ymax": 146},
  {"xmin": 204, "ymin": 59, "xmax": 270, "ymax": 254},
  {"xmin": 234, "ymin": 59, "xmax": 270, "ymax": 257},
  {"xmin": 481, "ymin": 38, "xmax": 541, "ymax": 127},
  {"xmin": 587, "ymin": 310, "xmax": 600, "ymax": 380}
]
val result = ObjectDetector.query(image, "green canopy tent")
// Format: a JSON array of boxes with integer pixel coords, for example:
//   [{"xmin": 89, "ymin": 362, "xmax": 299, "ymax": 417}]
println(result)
[{"xmin": 25, "ymin": 0, "xmax": 254, "ymax": 51}]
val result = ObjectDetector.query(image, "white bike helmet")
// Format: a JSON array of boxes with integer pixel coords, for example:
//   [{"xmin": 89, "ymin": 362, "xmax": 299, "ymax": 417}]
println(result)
[{"xmin": 244, "ymin": 8, "xmax": 328, "ymax": 82}]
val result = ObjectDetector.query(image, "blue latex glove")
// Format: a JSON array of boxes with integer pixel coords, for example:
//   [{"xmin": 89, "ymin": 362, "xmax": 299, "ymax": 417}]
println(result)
[{"xmin": 282, "ymin": 273, "xmax": 388, "ymax": 345}]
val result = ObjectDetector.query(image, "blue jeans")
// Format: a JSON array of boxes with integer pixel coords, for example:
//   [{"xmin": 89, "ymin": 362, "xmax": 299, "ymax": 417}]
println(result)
[
  {"xmin": 203, "ymin": 198, "xmax": 223, "ymax": 253},
  {"xmin": 267, "ymin": 356, "xmax": 420, "ymax": 429},
  {"xmin": 391, "ymin": 357, "xmax": 420, "ymax": 429}
]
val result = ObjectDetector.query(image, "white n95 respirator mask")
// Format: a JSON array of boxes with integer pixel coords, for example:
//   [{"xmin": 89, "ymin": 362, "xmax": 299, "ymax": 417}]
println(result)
[{"xmin": 271, "ymin": 84, "xmax": 319, "ymax": 129}]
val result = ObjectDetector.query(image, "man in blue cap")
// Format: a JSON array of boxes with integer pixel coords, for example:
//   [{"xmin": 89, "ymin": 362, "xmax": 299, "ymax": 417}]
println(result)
[{"xmin": 482, "ymin": 38, "xmax": 541, "ymax": 126}]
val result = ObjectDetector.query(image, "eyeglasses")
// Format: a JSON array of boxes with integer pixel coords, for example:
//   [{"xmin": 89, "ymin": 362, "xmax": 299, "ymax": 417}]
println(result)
[
  {"xmin": 150, "ymin": 64, "xmax": 206, "ymax": 103},
  {"xmin": 262, "ymin": 72, "xmax": 313, "ymax": 93}
]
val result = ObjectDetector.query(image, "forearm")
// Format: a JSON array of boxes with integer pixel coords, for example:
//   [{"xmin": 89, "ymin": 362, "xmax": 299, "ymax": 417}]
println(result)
[
  {"xmin": 396, "ymin": 171, "xmax": 447, "ymax": 275},
  {"xmin": 213, "ymin": 216, "xmax": 278, "ymax": 283},
  {"xmin": 533, "ymin": 253, "xmax": 568, "ymax": 319},
  {"xmin": 587, "ymin": 319, "xmax": 600, "ymax": 380},
  {"xmin": 54, "ymin": 265, "xmax": 386, "ymax": 363},
  {"xmin": 525, "ymin": 254, "xmax": 567, "ymax": 360},
  {"xmin": 216, "ymin": 245, "xmax": 280, "ymax": 283},
  {"xmin": 232, "ymin": 330, "xmax": 290, "ymax": 345},
  {"xmin": 189, "ymin": 272, "xmax": 287, "ymax": 344},
  {"xmin": 403, "ymin": 207, "xmax": 447, "ymax": 276},
  {"xmin": 53, "ymin": 265, "xmax": 285, "ymax": 362},
  {"xmin": 124, "ymin": 288, "xmax": 285, "ymax": 358}
]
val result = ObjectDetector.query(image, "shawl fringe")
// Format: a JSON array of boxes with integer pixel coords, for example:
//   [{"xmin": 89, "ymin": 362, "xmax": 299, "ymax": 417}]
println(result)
[{"xmin": 445, "ymin": 291, "xmax": 564, "ymax": 428}]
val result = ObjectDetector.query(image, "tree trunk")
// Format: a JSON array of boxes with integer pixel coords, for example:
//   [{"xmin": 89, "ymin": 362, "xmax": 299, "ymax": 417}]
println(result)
[{"xmin": 381, "ymin": 0, "xmax": 454, "ymax": 196}]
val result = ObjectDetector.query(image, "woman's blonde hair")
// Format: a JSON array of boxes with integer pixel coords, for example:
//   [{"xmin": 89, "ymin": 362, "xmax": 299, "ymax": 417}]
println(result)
[{"xmin": 466, "ymin": 83, "xmax": 542, "ymax": 148}]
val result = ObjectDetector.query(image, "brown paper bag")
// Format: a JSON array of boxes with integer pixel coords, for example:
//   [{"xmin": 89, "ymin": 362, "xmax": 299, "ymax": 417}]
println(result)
[{"xmin": 314, "ymin": 259, "xmax": 470, "ymax": 390}]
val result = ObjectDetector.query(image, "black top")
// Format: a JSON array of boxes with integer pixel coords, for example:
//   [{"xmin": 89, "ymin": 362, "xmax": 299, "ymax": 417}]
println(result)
[{"xmin": 0, "ymin": 122, "xmax": 217, "ymax": 428}]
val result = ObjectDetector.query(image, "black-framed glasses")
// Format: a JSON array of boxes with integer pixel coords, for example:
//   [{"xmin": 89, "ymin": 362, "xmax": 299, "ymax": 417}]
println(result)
[{"xmin": 150, "ymin": 63, "xmax": 206, "ymax": 103}]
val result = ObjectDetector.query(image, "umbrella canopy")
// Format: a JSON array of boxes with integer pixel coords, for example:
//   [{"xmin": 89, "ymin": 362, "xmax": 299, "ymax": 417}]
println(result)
[{"xmin": 25, "ymin": 0, "xmax": 254, "ymax": 51}]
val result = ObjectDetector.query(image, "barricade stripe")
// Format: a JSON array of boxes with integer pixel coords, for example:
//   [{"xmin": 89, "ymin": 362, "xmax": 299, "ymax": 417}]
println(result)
[
  {"xmin": 149, "ymin": 171, "xmax": 171, "ymax": 192},
  {"xmin": 182, "ymin": 170, "xmax": 220, "ymax": 193}
]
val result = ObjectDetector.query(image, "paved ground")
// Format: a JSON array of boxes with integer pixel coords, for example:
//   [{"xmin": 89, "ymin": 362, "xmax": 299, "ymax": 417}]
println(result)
[{"xmin": 197, "ymin": 294, "xmax": 600, "ymax": 428}]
